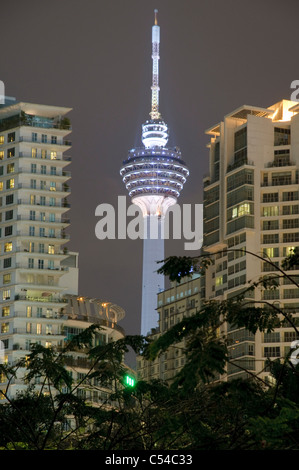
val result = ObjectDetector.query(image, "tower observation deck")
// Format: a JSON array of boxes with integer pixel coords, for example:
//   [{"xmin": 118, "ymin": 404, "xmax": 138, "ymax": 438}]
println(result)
[{"xmin": 120, "ymin": 10, "xmax": 189, "ymax": 336}]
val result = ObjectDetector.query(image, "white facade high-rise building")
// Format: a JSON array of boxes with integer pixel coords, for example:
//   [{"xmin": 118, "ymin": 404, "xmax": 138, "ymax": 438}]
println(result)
[
  {"xmin": 120, "ymin": 10, "xmax": 189, "ymax": 336},
  {"xmin": 0, "ymin": 97, "xmax": 79, "ymax": 396},
  {"xmin": 203, "ymin": 98, "xmax": 299, "ymax": 381}
]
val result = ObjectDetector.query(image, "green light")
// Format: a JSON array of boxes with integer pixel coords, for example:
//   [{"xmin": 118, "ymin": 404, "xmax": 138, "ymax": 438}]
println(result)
[{"xmin": 125, "ymin": 374, "xmax": 136, "ymax": 387}]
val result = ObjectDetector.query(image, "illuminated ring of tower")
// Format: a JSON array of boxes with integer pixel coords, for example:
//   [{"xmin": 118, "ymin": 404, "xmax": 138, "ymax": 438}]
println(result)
[{"xmin": 120, "ymin": 151, "xmax": 189, "ymax": 201}]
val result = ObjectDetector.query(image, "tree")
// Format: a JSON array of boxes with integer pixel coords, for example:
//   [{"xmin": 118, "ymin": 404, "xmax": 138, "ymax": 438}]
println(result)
[{"xmin": 0, "ymin": 326, "xmax": 148, "ymax": 450}]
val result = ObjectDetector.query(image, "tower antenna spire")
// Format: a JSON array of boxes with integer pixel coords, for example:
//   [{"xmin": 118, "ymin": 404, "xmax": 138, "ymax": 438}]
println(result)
[{"xmin": 150, "ymin": 9, "xmax": 161, "ymax": 120}]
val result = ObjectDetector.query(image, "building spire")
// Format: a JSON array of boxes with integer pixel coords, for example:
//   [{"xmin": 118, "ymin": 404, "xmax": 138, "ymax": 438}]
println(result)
[{"xmin": 150, "ymin": 9, "xmax": 161, "ymax": 120}]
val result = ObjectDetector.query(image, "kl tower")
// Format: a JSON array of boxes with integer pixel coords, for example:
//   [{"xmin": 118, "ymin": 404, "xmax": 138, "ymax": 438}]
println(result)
[{"xmin": 120, "ymin": 10, "xmax": 189, "ymax": 336}]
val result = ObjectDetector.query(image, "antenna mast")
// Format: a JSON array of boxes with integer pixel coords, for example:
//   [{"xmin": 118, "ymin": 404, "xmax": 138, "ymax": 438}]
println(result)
[{"xmin": 150, "ymin": 9, "xmax": 161, "ymax": 120}]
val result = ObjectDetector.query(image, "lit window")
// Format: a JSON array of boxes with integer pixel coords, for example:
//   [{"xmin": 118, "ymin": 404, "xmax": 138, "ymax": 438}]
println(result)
[
  {"xmin": 284, "ymin": 246, "xmax": 295, "ymax": 256},
  {"xmin": 4, "ymin": 242, "xmax": 12, "ymax": 252},
  {"xmin": 263, "ymin": 206, "xmax": 279, "ymax": 217},
  {"xmin": 32, "ymin": 148, "xmax": 37, "ymax": 158},
  {"xmin": 2, "ymin": 290, "xmax": 10, "ymax": 300},
  {"xmin": 1, "ymin": 323, "xmax": 9, "ymax": 334},
  {"xmin": 48, "ymin": 244, "xmax": 55, "ymax": 254},
  {"xmin": 3, "ymin": 274, "xmax": 11, "ymax": 285},
  {"xmin": 26, "ymin": 306, "xmax": 32, "ymax": 318},
  {"xmin": 216, "ymin": 275, "xmax": 223, "ymax": 286},
  {"xmin": 0, "ymin": 182, "xmax": 3, "ymax": 191},
  {"xmin": 7, "ymin": 163, "xmax": 14, "ymax": 174},
  {"xmin": 36, "ymin": 324, "xmax": 42, "ymax": 335},
  {"xmin": 50, "ymin": 182, "xmax": 56, "ymax": 191},
  {"xmin": 2, "ymin": 307, "xmax": 10, "ymax": 317},
  {"xmin": 0, "ymin": 136, "xmax": 4, "ymax": 145},
  {"xmin": 232, "ymin": 207, "xmax": 238, "ymax": 218},
  {"xmin": 238, "ymin": 203, "xmax": 251, "ymax": 217},
  {"xmin": 50, "ymin": 151, "xmax": 57, "ymax": 160},
  {"xmin": 0, "ymin": 151, "xmax": 4, "ymax": 160}
]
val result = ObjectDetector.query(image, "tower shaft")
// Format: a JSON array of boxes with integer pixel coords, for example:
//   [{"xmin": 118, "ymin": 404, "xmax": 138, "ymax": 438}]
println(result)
[{"xmin": 141, "ymin": 216, "xmax": 164, "ymax": 336}]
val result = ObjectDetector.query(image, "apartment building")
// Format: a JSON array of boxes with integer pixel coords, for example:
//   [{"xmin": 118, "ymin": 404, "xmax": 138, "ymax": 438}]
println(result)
[
  {"xmin": 203, "ymin": 98, "xmax": 299, "ymax": 381},
  {"xmin": 137, "ymin": 273, "xmax": 203, "ymax": 383},
  {"xmin": 0, "ymin": 97, "xmax": 128, "ymax": 400}
]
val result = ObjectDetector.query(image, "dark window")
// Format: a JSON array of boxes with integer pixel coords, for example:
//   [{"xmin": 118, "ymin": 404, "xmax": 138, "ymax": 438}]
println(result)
[
  {"xmin": 7, "ymin": 148, "xmax": 15, "ymax": 158},
  {"xmin": 5, "ymin": 210, "xmax": 13, "ymax": 221},
  {"xmin": 3, "ymin": 258, "xmax": 11, "ymax": 268},
  {"xmin": 4, "ymin": 226, "xmax": 12, "ymax": 236},
  {"xmin": 274, "ymin": 127, "xmax": 290, "ymax": 146},
  {"xmin": 7, "ymin": 132, "xmax": 15, "ymax": 143},
  {"xmin": 6, "ymin": 194, "xmax": 13, "ymax": 205}
]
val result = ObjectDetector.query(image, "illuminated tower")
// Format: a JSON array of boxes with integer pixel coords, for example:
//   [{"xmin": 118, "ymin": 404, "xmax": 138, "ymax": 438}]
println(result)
[{"xmin": 120, "ymin": 10, "xmax": 189, "ymax": 336}]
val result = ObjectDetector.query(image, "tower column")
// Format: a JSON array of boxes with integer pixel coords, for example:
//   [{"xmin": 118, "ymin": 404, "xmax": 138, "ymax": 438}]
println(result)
[{"xmin": 141, "ymin": 215, "xmax": 165, "ymax": 336}]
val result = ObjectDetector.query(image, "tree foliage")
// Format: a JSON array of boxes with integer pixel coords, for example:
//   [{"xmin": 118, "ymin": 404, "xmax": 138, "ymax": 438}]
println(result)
[{"xmin": 1, "ymin": 249, "xmax": 299, "ymax": 449}]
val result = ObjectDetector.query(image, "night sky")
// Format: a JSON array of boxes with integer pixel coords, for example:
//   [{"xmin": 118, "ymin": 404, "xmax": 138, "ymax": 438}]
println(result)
[{"xmin": 1, "ymin": 0, "xmax": 299, "ymax": 355}]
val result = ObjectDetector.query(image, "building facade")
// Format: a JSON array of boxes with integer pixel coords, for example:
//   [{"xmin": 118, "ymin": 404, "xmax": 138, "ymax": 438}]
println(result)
[
  {"xmin": 137, "ymin": 273, "xmax": 203, "ymax": 383},
  {"xmin": 203, "ymin": 98, "xmax": 299, "ymax": 381},
  {"xmin": 61, "ymin": 294, "xmax": 127, "ymax": 405},
  {"xmin": 0, "ymin": 97, "xmax": 128, "ymax": 400}
]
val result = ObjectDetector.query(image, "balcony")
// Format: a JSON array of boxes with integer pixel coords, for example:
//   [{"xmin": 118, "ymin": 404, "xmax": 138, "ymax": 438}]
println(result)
[
  {"xmin": 0, "ymin": 114, "xmax": 71, "ymax": 132},
  {"xmin": 227, "ymin": 159, "xmax": 254, "ymax": 173},
  {"xmin": 12, "ymin": 328, "xmax": 64, "ymax": 337},
  {"xmin": 17, "ymin": 183, "xmax": 70, "ymax": 193},
  {"xmin": 13, "ymin": 311, "xmax": 68, "ymax": 320},
  {"xmin": 16, "ymin": 231, "xmax": 70, "ymax": 240},
  {"xmin": 16, "ymin": 215, "xmax": 70, "ymax": 225},
  {"xmin": 18, "ymin": 151, "xmax": 72, "ymax": 162},
  {"xmin": 19, "ymin": 136, "xmax": 71, "ymax": 146},
  {"xmin": 14, "ymin": 294, "xmax": 68, "ymax": 303}
]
